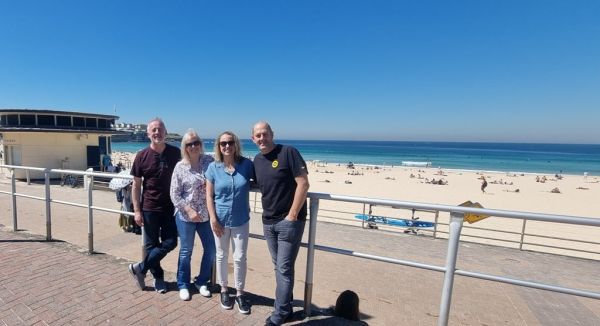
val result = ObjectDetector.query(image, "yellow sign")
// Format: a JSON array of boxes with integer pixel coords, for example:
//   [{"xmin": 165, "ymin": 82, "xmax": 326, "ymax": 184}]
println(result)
[
  {"xmin": 459, "ymin": 201, "xmax": 489, "ymax": 224},
  {"xmin": 272, "ymin": 160, "xmax": 279, "ymax": 169}
]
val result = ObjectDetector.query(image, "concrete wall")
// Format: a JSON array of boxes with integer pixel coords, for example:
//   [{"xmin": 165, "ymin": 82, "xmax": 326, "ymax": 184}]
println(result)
[{"xmin": 2, "ymin": 132, "xmax": 108, "ymax": 179}]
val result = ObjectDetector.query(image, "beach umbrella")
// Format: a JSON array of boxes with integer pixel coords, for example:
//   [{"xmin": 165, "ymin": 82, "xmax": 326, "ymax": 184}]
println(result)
[{"xmin": 109, "ymin": 169, "xmax": 133, "ymax": 190}]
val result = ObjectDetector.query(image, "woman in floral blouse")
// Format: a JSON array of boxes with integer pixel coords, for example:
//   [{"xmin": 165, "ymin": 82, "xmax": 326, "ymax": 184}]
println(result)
[{"xmin": 170, "ymin": 129, "xmax": 215, "ymax": 301}]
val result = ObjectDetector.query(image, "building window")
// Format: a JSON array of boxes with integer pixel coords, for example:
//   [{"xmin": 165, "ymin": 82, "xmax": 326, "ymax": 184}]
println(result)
[
  {"xmin": 98, "ymin": 119, "xmax": 108, "ymax": 128},
  {"xmin": 85, "ymin": 118, "xmax": 97, "ymax": 128},
  {"xmin": 0, "ymin": 115, "xmax": 6, "ymax": 125},
  {"xmin": 73, "ymin": 117, "xmax": 85, "ymax": 127},
  {"xmin": 56, "ymin": 116, "xmax": 71, "ymax": 127},
  {"xmin": 20, "ymin": 114, "xmax": 36, "ymax": 126},
  {"xmin": 37, "ymin": 115, "xmax": 55, "ymax": 126},
  {"xmin": 7, "ymin": 115, "xmax": 18, "ymax": 125}
]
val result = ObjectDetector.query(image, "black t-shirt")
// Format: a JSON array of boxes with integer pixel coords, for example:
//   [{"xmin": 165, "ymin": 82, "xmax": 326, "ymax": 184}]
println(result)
[
  {"xmin": 254, "ymin": 144, "xmax": 308, "ymax": 223},
  {"xmin": 131, "ymin": 144, "xmax": 181, "ymax": 212}
]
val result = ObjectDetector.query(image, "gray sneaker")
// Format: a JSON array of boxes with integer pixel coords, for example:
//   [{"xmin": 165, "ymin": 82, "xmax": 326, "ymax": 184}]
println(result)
[
  {"xmin": 128, "ymin": 263, "xmax": 145, "ymax": 290},
  {"xmin": 154, "ymin": 278, "xmax": 167, "ymax": 294}
]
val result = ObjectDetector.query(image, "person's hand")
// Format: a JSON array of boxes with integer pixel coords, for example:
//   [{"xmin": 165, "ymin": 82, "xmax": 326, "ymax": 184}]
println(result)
[
  {"xmin": 186, "ymin": 207, "xmax": 202, "ymax": 222},
  {"xmin": 134, "ymin": 211, "xmax": 144, "ymax": 226},
  {"xmin": 211, "ymin": 219, "xmax": 224, "ymax": 237},
  {"xmin": 189, "ymin": 211, "xmax": 202, "ymax": 223},
  {"xmin": 285, "ymin": 215, "xmax": 298, "ymax": 222}
]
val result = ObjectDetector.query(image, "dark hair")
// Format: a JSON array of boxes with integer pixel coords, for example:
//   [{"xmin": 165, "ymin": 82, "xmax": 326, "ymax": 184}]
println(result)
[{"xmin": 334, "ymin": 290, "xmax": 360, "ymax": 321}]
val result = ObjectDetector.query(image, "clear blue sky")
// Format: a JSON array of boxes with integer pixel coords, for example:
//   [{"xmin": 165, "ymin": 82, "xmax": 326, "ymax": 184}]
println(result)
[{"xmin": 1, "ymin": 0, "xmax": 599, "ymax": 143}]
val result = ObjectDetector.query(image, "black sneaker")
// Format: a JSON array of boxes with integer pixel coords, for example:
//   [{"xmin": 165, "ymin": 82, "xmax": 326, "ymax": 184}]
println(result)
[
  {"xmin": 220, "ymin": 292, "xmax": 233, "ymax": 310},
  {"xmin": 264, "ymin": 316, "xmax": 277, "ymax": 326},
  {"xmin": 235, "ymin": 295, "xmax": 251, "ymax": 314},
  {"xmin": 264, "ymin": 313, "xmax": 294, "ymax": 326}
]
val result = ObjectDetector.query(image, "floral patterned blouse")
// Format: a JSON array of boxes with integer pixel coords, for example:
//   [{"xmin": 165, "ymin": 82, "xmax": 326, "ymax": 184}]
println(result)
[{"xmin": 169, "ymin": 154, "xmax": 214, "ymax": 223}]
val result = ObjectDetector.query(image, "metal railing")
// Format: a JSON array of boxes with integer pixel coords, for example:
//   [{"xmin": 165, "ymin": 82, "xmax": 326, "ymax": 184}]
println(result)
[
  {"xmin": 291, "ymin": 199, "xmax": 600, "ymax": 260},
  {"xmin": 0, "ymin": 164, "xmax": 135, "ymax": 254},
  {"xmin": 2, "ymin": 164, "xmax": 600, "ymax": 326}
]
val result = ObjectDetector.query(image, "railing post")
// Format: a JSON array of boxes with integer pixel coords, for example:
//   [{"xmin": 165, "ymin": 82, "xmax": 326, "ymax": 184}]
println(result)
[
  {"xmin": 26, "ymin": 169, "xmax": 31, "ymax": 185},
  {"xmin": 87, "ymin": 174, "xmax": 94, "ymax": 254},
  {"xmin": 438, "ymin": 212, "xmax": 464, "ymax": 326},
  {"xmin": 303, "ymin": 197, "xmax": 319, "ymax": 316},
  {"xmin": 84, "ymin": 168, "xmax": 93, "ymax": 190},
  {"xmin": 519, "ymin": 219, "xmax": 527, "ymax": 250},
  {"xmin": 11, "ymin": 168, "xmax": 18, "ymax": 232},
  {"xmin": 44, "ymin": 168, "xmax": 52, "ymax": 241},
  {"xmin": 433, "ymin": 210, "xmax": 439, "ymax": 239}
]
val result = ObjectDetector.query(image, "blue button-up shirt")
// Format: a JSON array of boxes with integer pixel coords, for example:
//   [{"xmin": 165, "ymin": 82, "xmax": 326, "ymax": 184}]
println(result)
[{"xmin": 205, "ymin": 157, "xmax": 254, "ymax": 227}]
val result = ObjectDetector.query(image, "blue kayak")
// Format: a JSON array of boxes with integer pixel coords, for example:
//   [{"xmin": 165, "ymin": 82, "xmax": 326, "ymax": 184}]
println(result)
[{"xmin": 355, "ymin": 214, "xmax": 435, "ymax": 228}]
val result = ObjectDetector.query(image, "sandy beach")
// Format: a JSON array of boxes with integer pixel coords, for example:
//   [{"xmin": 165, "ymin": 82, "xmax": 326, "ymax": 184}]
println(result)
[
  {"xmin": 111, "ymin": 151, "xmax": 600, "ymax": 260},
  {"xmin": 1, "ymin": 153, "xmax": 599, "ymax": 324}
]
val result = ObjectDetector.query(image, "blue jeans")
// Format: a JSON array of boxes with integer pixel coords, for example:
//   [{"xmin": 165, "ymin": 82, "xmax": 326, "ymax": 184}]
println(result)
[
  {"xmin": 263, "ymin": 219, "xmax": 306, "ymax": 325},
  {"xmin": 175, "ymin": 213, "xmax": 216, "ymax": 290},
  {"xmin": 140, "ymin": 210, "xmax": 178, "ymax": 280}
]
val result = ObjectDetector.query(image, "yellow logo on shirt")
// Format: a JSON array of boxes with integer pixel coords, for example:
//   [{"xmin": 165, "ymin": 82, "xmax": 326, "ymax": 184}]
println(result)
[{"xmin": 272, "ymin": 160, "xmax": 279, "ymax": 168}]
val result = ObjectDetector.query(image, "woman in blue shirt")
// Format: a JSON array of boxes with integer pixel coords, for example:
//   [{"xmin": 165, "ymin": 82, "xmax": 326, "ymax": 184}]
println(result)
[{"xmin": 206, "ymin": 131, "xmax": 254, "ymax": 314}]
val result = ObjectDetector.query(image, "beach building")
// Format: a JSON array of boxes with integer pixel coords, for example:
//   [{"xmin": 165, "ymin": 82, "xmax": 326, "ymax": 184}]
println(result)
[
  {"xmin": 112, "ymin": 122, "xmax": 148, "ymax": 142},
  {"xmin": 0, "ymin": 109, "xmax": 126, "ymax": 179}
]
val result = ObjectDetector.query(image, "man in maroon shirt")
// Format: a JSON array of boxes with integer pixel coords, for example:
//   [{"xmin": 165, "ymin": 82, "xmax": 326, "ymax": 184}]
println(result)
[{"xmin": 128, "ymin": 118, "xmax": 181, "ymax": 293}]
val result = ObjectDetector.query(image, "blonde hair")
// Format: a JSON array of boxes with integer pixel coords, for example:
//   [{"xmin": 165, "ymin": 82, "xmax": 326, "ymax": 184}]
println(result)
[
  {"xmin": 180, "ymin": 129, "xmax": 203, "ymax": 163},
  {"xmin": 214, "ymin": 131, "xmax": 242, "ymax": 163}
]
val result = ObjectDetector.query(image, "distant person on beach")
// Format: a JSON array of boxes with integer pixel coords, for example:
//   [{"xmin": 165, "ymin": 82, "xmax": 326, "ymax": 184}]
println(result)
[
  {"xmin": 206, "ymin": 131, "xmax": 254, "ymax": 313},
  {"xmin": 128, "ymin": 118, "xmax": 181, "ymax": 294},
  {"xmin": 481, "ymin": 176, "xmax": 487, "ymax": 193},
  {"xmin": 252, "ymin": 121, "xmax": 309, "ymax": 326},
  {"xmin": 169, "ymin": 130, "xmax": 215, "ymax": 301}
]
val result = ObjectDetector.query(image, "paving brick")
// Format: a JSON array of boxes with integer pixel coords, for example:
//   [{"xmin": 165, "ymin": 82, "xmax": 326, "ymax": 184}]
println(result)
[{"xmin": 2, "ymin": 195, "xmax": 600, "ymax": 326}]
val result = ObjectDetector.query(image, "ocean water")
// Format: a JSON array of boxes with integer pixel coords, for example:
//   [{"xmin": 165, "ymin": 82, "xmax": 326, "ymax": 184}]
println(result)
[{"xmin": 112, "ymin": 140, "xmax": 600, "ymax": 175}]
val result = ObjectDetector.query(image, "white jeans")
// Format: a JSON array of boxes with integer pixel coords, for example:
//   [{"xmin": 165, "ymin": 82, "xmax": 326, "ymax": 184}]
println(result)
[{"xmin": 214, "ymin": 222, "xmax": 249, "ymax": 292}]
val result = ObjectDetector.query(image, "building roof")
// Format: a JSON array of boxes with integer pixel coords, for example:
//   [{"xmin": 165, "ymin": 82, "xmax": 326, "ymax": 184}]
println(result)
[
  {"xmin": 0, "ymin": 108, "xmax": 124, "ymax": 134},
  {"xmin": 0, "ymin": 126, "xmax": 128, "ymax": 135},
  {"xmin": 0, "ymin": 108, "xmax": 119, "ymax": 119}
]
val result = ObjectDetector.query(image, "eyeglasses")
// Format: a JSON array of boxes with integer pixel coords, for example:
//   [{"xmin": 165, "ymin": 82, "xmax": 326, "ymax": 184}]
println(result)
[
  {"xmin": 219, "ymin": 141, "xmax": 235, "ymax": 147},
  {"xmin": 185, "ymin": 140, "xmax": 201, "ymax": 148}
]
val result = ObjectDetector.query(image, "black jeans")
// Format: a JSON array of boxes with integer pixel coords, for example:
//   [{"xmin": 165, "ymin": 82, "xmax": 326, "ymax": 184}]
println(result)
[{"xmin": 140, "ymin": 210, "xmax": 178, "ymax": 279}]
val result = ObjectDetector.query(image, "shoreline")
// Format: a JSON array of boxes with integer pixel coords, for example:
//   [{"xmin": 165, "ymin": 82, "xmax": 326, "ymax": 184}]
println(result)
[
  {"xmin": 112, "ymin": 150, "xmax": 597, "ymax": 178},
  {"xmin": 111, "ymin": 140, "xmax": 600, "ymax": 175}
]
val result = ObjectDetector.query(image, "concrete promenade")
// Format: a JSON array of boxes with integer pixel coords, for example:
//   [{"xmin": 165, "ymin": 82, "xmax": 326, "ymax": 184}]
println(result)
[{"xmin": 1, "ymin": 179, "xmax": 600, "ymax": 325}]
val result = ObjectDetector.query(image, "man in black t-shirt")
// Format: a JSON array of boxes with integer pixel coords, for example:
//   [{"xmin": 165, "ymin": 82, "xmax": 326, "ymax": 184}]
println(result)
[
  {"xmin": 252, "ymin": 121, "xmax": 309, "ymax": 326},
  {"xmin": 128, "ymin": 118, "xmax": 181, "ymax": 294}
]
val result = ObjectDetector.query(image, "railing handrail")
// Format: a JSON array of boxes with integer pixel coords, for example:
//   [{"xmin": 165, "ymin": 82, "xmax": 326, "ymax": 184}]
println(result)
[
  {"xmin": 307, "ymin": 192, "xmax": 600, "ymax": 227},
  {"xmin": 1, "ymin": 164, "xmax": 133, "ymax": 179},
  {"xmin": 4, "ymin": 163, "xmax": 598, "ymax": 227}
]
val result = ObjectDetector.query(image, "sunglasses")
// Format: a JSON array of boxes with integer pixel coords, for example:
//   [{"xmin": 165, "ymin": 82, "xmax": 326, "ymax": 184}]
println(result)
[
  {"xmin": 185, "ymin": 140, "xmax": 201, "ymax": 148},
  {"xmin": 219, "ymin": 140, "xmax": 235, "ymax": 147}
]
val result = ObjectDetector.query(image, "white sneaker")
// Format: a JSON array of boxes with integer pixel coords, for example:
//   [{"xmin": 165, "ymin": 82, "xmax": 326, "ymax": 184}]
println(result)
[
  {"xmin": 195, "ymin": 283, "xmax": 212, "ymax": 298},
  {"xmin": 179, "ymin": 288, "xmax": 190, "ymax": 301}
]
